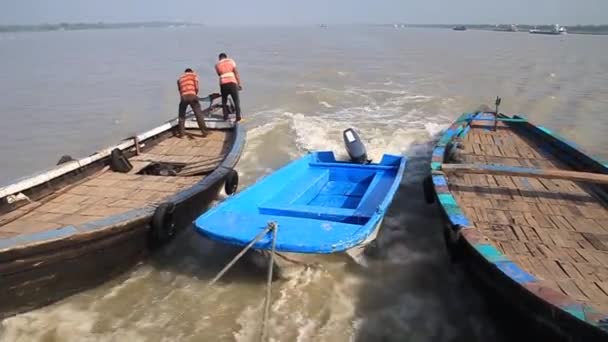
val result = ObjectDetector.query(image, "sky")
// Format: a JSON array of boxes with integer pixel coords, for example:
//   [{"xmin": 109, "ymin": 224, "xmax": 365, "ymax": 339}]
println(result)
[{"xmin": 0, "ymin": 0, "xmax": 607, "ymax": 26}]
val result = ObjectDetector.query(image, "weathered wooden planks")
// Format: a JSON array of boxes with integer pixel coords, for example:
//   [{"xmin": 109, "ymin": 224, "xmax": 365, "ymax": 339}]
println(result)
[
  {"xmin": 448, "ymin": 122, "xmax": 608, "ymax": 315},
  {"xmin": 0, "ymin": 129, "xmax": 232, "ymax": 239}
]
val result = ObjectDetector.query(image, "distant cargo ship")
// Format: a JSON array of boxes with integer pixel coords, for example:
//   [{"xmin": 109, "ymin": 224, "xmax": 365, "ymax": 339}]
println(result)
[
  {"xmin": 494, "ymin": 24, "xmax": 518, "ymax": 32},
  {"xmin": 453, "ymin": 26, "xmax": 466, "ymax": 31},
  {"xmin": 530, "ymin": 24, "xmax": 566, "ymax": 35}
]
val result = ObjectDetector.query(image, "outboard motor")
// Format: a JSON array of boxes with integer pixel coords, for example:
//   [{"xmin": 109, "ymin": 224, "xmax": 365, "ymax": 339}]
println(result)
[{"xmin": 343, "ymin": 128, "xmax": 369, "ymax": 164}]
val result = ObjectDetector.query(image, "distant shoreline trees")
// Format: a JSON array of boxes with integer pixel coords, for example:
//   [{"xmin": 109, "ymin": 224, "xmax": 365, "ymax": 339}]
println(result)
[
  {"xmin": 0, "ymin": 22, "xmax": 201, "ymax": 33},
  {"xmin": 2, "ymin": 22, "xmax": 607, "ymax": 35}
]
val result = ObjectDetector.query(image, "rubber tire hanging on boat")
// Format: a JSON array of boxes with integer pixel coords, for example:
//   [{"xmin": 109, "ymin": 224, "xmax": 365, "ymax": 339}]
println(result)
[
  {"xmin": 422, "ymin": 175, "xmax": 435, "ymax": 204},
  {"xmin": 224, "ymin": 169, "xmax": 239, "ymax": 195},
  {"xmin": 443, "ymin": 226, "xmax": 463, "ymax": 263},
  {"xmin": 110, "ymin": 148, "xmax": 133, "ymax": 173},
  {"xmin": 151, "ymin": 202, "xmax": 177, "ymax": 244}
]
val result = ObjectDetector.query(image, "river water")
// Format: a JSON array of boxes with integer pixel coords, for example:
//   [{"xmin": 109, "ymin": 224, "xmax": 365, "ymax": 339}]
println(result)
[{"xmin": 0, "ymin": 26, "xmax": 607, "ymax": 342}]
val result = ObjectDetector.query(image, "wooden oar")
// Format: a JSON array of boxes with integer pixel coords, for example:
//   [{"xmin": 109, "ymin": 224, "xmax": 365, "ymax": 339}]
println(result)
[{"xmin": 441, "ymin": 163, "xmax": 608, "ymax": 184}]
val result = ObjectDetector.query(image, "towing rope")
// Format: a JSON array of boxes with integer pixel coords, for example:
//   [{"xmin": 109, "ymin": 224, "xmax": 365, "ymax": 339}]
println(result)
[
  {"xmin": 207, "ymin": 222, "xmax": 277, "ymax": 287},
  {"xmin": 162, "ymin": 222, "xmax": 278, "ymax": 331},
  {"xmin": 205, "ymin": 221, "xmax": 279, "ymax": 342},
  {"xmin": 260, "ymin": 223, "xmax": 278, "ymax": 342}
]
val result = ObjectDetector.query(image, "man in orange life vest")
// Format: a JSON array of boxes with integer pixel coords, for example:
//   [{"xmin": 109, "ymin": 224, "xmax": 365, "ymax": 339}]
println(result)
[
  {"xmin": 215, "ymin": 53, "xmax": 242, "ymax": 122},
  {"xmin": 177, "ymin": 68, "xmax": 208, "ymax": 138}
]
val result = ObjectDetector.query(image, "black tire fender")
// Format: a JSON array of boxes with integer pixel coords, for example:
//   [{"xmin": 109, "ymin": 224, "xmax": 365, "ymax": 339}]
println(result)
[
  {"xmin": 443, "ymin": 226, "xmax": 463, "ymax": 263},
  {"xmin": 224, "ymin": 169, "xmax": 239, "ymax": 195},
  {"xmin": 422, "ymin": 175, "xmax": 436, "ymax": 204},
  {"xmin": 151, "ymin": 202, "xmax": 177, "ymax": 244}
]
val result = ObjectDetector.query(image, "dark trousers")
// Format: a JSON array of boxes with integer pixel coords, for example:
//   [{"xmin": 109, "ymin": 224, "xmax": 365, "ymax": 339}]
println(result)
[
  {"xmin": 178, "ymin": 94, "xmax": 207, "ymax": 136},
  {"xmin": 220, "ymin": 82, "xmax": 241, "ymax": 120}
]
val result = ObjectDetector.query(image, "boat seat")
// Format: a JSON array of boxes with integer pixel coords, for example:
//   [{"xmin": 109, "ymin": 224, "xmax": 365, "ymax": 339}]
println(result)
[
  {"xmin": 258, "ymin": 172, "xmax": 385, "ymax": 223},
  {"xmin": 258, "ymin": 204, "xmax": 372, "ymax": 223}
]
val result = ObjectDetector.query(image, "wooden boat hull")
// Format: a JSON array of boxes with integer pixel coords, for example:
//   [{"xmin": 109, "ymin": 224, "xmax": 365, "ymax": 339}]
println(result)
[
  {"xmin": 427, "ymin": 111, "xmax": 608, "ymax": 341},
  {"xmin": 0, "ymin": 114, "xmax": 246, "ymax": 319}
]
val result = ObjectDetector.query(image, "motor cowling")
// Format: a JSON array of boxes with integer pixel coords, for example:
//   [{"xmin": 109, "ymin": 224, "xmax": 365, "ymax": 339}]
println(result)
[{"xmin": 343, "ymin": 128, "xmax": 368, "ymax": 164}]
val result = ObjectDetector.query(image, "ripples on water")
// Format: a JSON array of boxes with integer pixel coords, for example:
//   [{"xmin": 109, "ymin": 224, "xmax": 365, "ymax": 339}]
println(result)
[{"xmin": 0, "ymin": 26, "xmax": 607, "ymax": 341}]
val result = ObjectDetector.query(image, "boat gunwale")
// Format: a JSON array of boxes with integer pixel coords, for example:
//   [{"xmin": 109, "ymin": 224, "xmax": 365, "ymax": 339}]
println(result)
[
  {"xmin": 430, "ymin": 111, "xmax": 608, "ymax": 336},
  {"xmin": 0, "ymin": 118, "xmax": 179, "ymax": 199},
  {"xmin": 0, "ymin": 118, "xmax": 246, "ymax": 256}
]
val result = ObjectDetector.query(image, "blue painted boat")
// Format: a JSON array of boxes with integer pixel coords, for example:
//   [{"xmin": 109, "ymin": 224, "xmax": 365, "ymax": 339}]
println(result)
[
  {"xmin": 425, "ymin": 107, "xmax": 608, "ymax": 341},
  {"xmin": 194, "ymin": 151, "xmax": 406, "ymax": 256}
]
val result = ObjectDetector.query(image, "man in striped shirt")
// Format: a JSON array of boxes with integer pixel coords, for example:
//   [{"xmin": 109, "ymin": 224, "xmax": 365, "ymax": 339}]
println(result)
[{"xmin": 177, "ymin": 68, "xmax": 208, "ymax": 138}]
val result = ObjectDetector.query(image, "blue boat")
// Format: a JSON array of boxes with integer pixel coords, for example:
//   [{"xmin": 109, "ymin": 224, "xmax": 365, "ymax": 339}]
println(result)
[
  {"xmin": 425, "ymin": 101, "xmax": 608, "ymax": 340},
  {"xmin": 194, "ymin": 150, "xmax": 406, "ymax": 258}
]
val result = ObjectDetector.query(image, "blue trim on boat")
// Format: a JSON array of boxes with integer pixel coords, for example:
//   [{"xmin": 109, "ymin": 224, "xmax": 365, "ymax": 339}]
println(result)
[
  {"xmin": 432, "ymin": 147, "xmax": 446, "ymax": 157},
  {"xmin": 474, "ymin": 244, "xmax": 509, "ymax": 263},
  {"xmin": 431, "ymin": 111, "xmax": 608, "ymax": 332},
  {"xmin": 514, "ymin": 115, "xmax": 607, "ymax": 174},
  {"xmin": 562, "ymin": 304, "xmax": 586, "ymax": 321},
  {"xmin": 437, "ymin": 193, "xmax": 470, "ymax": 228},
  {"xmin": 494, "ymin": 261, "xmax": 537, "ymax": 284},
  {"xmin": 432, "ymin": 175, "xmax": 447, "ymax": 186}
]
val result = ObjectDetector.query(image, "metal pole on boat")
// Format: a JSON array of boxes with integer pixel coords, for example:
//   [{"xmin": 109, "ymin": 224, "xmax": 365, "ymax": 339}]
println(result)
[
  {"xmin": 494, "ymin": 96, "xmax": 501, "ymax": 131},
  {"xmin": 207, "ymin": 222, "xmax": 275, "ymax": 287},
  {"xmin": 260, "ymin": 222, "xmax": 278, "ymax": 342}
]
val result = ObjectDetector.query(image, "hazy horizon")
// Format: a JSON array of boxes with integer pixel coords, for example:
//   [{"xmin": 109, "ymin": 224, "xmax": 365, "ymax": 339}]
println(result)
[{"xmin": 1, "ymin": 0, "xmax": 607, "ymax": 26}]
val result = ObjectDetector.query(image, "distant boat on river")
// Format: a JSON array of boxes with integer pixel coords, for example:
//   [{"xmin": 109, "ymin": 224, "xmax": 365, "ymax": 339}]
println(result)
[
  {"xmin": 530, "ymin": 24, "xmax": 566, "ymax": 35},
  {"xmin": 494, "ymin": 24, "xmax": 518, "ymax": 32}
]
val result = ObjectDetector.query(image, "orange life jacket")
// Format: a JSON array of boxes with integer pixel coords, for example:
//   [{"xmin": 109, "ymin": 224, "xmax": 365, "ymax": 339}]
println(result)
[
  {"xmin": 215, "ymin": 58, "xmax": 237, "ymax": 85},
  {"xmin": 178, "ymin": 72, "xmax": 199, "ymax": 96}
]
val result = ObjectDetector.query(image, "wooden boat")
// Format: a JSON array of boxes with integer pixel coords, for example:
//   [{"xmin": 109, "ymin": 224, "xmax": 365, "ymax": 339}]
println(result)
[
  {"xmin": 194, "ymin": 150, "xmax": 406, "ymax": 262},
  {"xmin": 425, "ymin": 107, "xmax": 608, "ymax": 340},
  {"xmin": 0, "ymin": 93, "xmax": 245, "ymax": 319}
]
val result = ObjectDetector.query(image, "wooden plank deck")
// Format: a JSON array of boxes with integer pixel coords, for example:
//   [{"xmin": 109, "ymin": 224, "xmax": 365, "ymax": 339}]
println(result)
[
  {"xmin": 448, "ymin": 119, "xmax": 608, "ymax": 313},
  {"xmin": 0, "ymin": 129, "xmax": 233, "ymax": 239}
]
